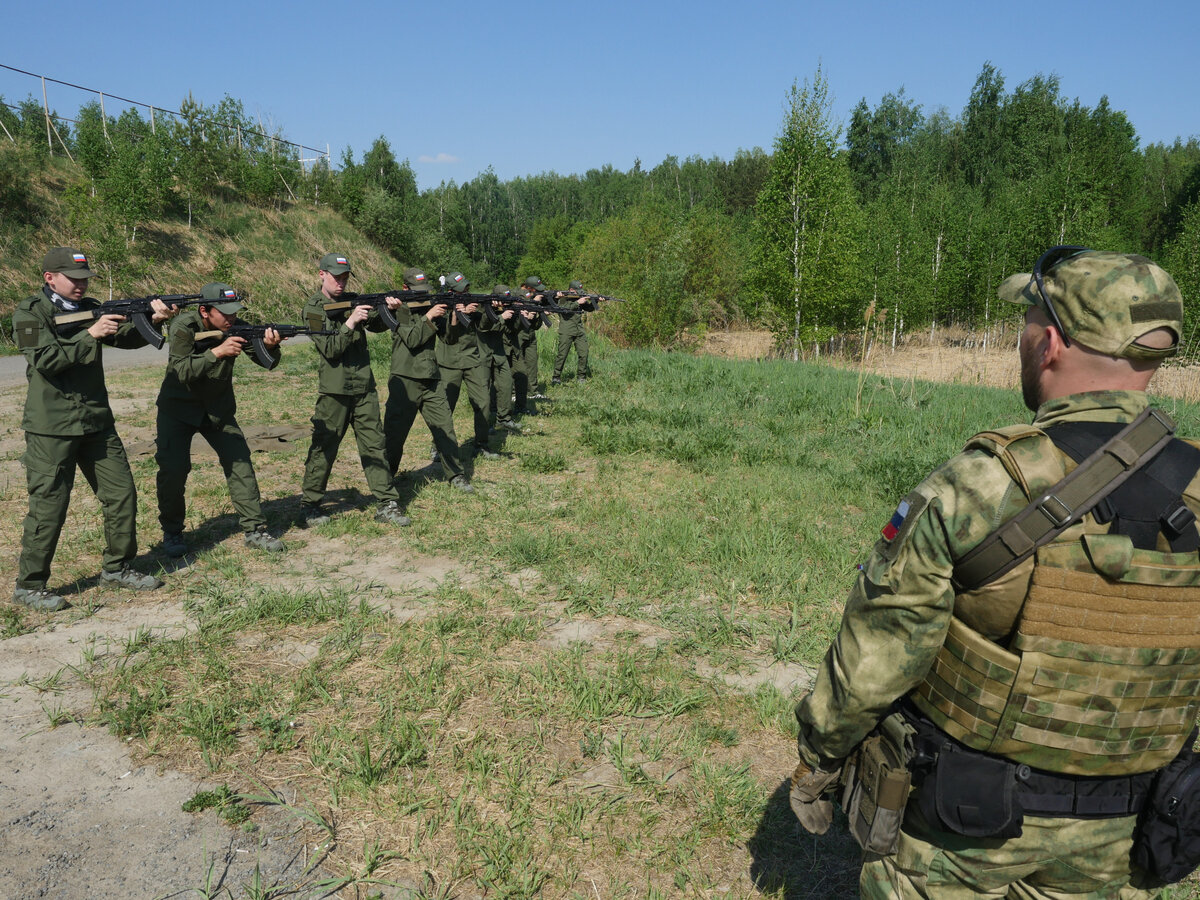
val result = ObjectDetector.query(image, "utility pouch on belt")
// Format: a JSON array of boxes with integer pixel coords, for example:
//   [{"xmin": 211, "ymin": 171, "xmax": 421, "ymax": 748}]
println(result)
[
  {"xmin": 914, "ymin": 739, "xmax": 1023, "ymax": 839},
  {"xmin": 1133, "ymin": 730, "xmax": 1200, "ymax": 886},
  {"xmin": 841, "ymin": 713, "xmax": 914, "ymax": 854}
]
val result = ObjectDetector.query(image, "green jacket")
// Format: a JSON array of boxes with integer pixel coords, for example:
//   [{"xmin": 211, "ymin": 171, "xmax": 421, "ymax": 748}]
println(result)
[
  {"xmin": 156, "ymin": 308, "xmax": 279, "ymax": 427},
  {"xmin": 795, "ymin": 391, "xmax": 1200, "ymax": 768},
  {"xmin": 387, "ymin": 303, "xmax": 440, "ymax": 380},
  {"xmin": 476, "ymin": 312, "xmax": 510, "ymax": 364},
  {"xmin": 13, "ymin": 288, "xmax": 148, "ymax": 435},
  {"xmin": 434, "ymin": 311, "xmax": 482, "ymax": 370},
  {"xmin": 556, "ymin": 294, "xmax": 590, "ymax": 337},
  {"xmin": 302, "ymin": 290, "xmax": 386, "ymax": 396}
]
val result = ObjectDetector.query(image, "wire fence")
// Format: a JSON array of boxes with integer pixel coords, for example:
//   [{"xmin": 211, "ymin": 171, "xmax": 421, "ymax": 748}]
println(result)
[{"xmin": 0, "ymin": 62, "xmax": 330, "ymax": 169}]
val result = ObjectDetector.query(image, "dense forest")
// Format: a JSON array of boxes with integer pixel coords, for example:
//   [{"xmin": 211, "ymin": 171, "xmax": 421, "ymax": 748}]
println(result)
[{"xmin": 3, "ymin": 64, "xmax": 1199, "ymax": 355}]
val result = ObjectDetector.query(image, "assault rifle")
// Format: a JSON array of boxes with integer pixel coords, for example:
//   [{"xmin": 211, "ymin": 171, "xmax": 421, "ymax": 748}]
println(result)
[
  {"xmin": 322, "ymin": 290, "xmax": 570, "ymax": 331},
  {"xmin": 321, "ymin": 290, "xmax": 480, "ymax": 331},
  {"xmin": 54, "ymin": 293, "xmax": 206, "ymax": 349},
  {"xmin": 557, "ymin": 291, "xmax": 627, "ymax": 311},
  {"xmin": 194, "ymin": 323, "xmax": 335, "ymax": 367},
  {"xmin": 492, "ymin": 295, "xmax": 579, "ymax": 331}
]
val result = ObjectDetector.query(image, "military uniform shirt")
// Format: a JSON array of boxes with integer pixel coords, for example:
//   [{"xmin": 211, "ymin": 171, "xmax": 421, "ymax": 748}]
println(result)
[
  {"xmin": 13, "ymin": 288, "xmax": 148, "ymax": 435},
  {"xmin": 303, "ymin": 291, "xmax": 387, "ymax": 396},
  {"xmin": 794, "ymin": 390, "xmax": 1198, "ymax": 767},
  {"xmin": 157, "ymin": 308, "xmax": 279, "ymax": 427}
]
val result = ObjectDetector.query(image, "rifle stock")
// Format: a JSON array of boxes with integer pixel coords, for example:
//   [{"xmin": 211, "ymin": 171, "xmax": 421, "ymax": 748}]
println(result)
[{"xmin": 54, "ymin": 293, "xmax": 206, "ymax": 349}]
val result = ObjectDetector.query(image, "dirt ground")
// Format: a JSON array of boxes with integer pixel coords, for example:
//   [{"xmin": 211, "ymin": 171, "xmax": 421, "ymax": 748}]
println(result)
[{"xmin": 1, "ymin": 333, "xmax": 1195, "ymax": 899}]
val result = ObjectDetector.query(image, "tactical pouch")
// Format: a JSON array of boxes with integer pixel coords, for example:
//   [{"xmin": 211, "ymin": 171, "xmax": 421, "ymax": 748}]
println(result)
[
  {"xmin": 914, "ymin": 740, "xmax": 1023, "ymax": 839},
  {"xmin": 1133, "ymin": 734, "xmax": 1200, "ymax": 886},
  {"xmin": 841, "ymin": 731, "xmax": 912, "ymax": 854}
]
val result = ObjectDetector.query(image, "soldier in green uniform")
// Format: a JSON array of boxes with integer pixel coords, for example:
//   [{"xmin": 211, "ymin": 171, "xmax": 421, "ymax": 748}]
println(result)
[
  {"xmin": 434, "ymin": 273, "xmax": 496, "ymax": 460},
  {"xmin": 481, "ymin": 285, "xmax": 522, "ymax": 432},
  {"xmin": 11, "ymin": 247, "xmax": 172, "ymax": 610},
  {"xmin": 789, "ymin": 249, "xmax": 1200, "ymax": 899},
  {"xmin": 552, "ymin": 278, "xmax": 592, "ymax": 384},
  {"xmin": 512, "ymin": 277, "xmax": 547, "ymax": 413},
  {"xmin": 298, "ymin": 253, "xmax": 409, "ymax": 527},
  {"xmin": 382, "ymin": 268, "xmax": 472, "ymax": 493},
  {"xmin": 155, "ymin": 284, "xmax": 286, "ymax": 555}
]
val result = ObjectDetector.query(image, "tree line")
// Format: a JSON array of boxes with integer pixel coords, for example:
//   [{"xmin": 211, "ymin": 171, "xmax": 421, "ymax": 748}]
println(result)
[{"xmin": 3, "ymin": 64, "xmax": 1199, "ymax": 354}]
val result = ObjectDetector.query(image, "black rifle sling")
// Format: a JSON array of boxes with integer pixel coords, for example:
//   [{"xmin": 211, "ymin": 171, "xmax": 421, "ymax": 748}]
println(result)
[
  {"xmin": 1046, "ymin": 422, "xmax": 1200, "ymax": 553},
  {"xmin": 952, "ymin": 407, "xmax": 1177, "ymax": 591}
]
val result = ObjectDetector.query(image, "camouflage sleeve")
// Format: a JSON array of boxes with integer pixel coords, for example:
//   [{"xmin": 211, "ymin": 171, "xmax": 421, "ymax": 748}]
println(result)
[{"xmin": 795, "ymin": 448, "xmax": 1018, "ymax": 765}]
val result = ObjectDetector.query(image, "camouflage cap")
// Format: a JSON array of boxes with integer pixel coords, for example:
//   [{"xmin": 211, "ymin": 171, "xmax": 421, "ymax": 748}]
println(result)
[
  {"xmin": 493, "ymin": 284, "xmax": 512, "ymax": 297},
  {"xmin": 319, "ymin": 252, "xmax": 352, "ymax": 275},
  {"xmin": 568, "ymin": 280, "xmax": 583, "ymax": 291},
  {"xmin": 200, "ymin": 282, "xmax": 243, "ymax": 315},
  {"xmin": 445, "ymin": 272, "xmax": 470, "ymax": 294},
  {"xmin": 42, "ymin": 247, "xmax": 97, "ymax": 279},
  {"xmin": 1000, "ymin": 250, "xmax": 1183, "ymax": 360},
  {"xmin": 402, "ymin": 267, "xmax": 432, "ymax": 293},
  {"xmin": 523, "ymin": 276, "xmax": 545, "ymax": 291}
]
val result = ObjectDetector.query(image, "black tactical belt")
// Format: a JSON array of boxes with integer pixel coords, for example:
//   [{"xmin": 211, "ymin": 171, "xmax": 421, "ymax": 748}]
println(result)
[{"xmin": 1015, "ymin": 764, "xmax": 1155, "ymax": 818}]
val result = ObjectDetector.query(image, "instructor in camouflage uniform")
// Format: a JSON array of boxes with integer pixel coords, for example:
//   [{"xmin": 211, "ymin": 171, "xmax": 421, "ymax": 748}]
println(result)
[
  {"xmin": 790, "ymin": 249, "xmax": 1200, "ymax": 898},
  {"xmin": 298, "ymin": 253, "xmax": 409, "ymax": 527},
  {"xmin": 12, "ymin": 248, "xmax": 171, "ymax": 610}
]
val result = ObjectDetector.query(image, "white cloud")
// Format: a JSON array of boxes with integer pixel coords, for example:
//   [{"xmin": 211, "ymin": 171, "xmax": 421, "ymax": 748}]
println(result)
[{"xmin": 417, "ymin": 153, "xmax": 460, "ymax": 165}]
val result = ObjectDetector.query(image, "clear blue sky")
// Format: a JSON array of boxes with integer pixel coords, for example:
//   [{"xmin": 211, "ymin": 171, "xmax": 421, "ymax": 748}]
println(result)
[{"xmin": 4, "ymin": 0, "xmax": 1198, "ymax": 190}]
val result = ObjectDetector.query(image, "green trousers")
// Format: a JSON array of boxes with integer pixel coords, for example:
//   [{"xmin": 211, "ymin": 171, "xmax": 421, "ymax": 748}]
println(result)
[
  {"xmin": 301, "ymin": 391, "xmax": 398, "ymax": 506},
  {"xmin": 860, "ymin": 807, "xmax": 1158, "ymax": 899},
  {"xmin": 156, "ymin": 412, "xmax": 266, "ymax": 535},
  {"xmin": 383, "ymin": 375, "xmax": 463, "ymax": 480},
  {"xmin": 553, "ymin": 329, "xmax": 589, "ymax": 378},
  {"xmin": 18, "ymin": 427, "xmax": 138, "ymax": 588},
  {"xmin": 438, "ymin": 364, "xmax": 491, "ymax": 447},
  {"xmin": 509, "ymin": 340, "xmax": 538, "ymax": 411},
  {"xmin": 485, "ymin": 356, "xmax": 514, "ymax": 422}
]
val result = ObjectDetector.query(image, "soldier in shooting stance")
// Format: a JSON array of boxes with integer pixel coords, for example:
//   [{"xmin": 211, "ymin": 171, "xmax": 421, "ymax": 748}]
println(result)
[
  {"xmin": 11, "ymin": 247, "xmax": 174, "ymax": 610},
  {"xmin": 790, "ymin": 249, "xmax": 1200, "ymax": 898},
  {"xmin": 382, "ymin": 268, "xmax": 472, "ymax": 493},
  {"xmin": 552, "ymin": 279, "xmax": 593, "ymax": 384},
  {"xmin": 298, "ymin": 253, "xmax": 409, "ymax": 527},
  {"xmin": 512, "ymin": 276, "xmax": 548, "ymax": 412},
  {"xmin": 481, "ymin": 285, "xmax": 523, "ymax": 433},
  {"xmin": 155, "ymin": 283, "xmax": 286, "ymax": 555},
  {"xmin": 433, "ymin": 273, "xmax": 496, "ymax": 460}
]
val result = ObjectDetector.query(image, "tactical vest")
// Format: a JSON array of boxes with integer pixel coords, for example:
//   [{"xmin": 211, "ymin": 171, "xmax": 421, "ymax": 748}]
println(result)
[{"xmin": 910, "ymin": 420, "xmax": 1200, "ymax": 777}]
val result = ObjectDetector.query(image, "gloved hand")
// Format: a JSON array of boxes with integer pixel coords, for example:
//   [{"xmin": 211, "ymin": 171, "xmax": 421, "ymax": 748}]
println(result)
[{"xmin": 790, "ymin": 760, "xmax": 842, "ymax": 834}]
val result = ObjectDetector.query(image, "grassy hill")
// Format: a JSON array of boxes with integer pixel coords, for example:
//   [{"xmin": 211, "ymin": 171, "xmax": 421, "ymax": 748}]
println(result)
[{"xmin": 0, "ymin": 151, "xmax": 401, "ymax": 345}]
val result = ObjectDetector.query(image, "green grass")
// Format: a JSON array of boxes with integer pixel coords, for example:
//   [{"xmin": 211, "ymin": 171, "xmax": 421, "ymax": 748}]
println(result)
[{"xmin": 19, "ymin": 338, "xmax": 1200, "ymax": 898}]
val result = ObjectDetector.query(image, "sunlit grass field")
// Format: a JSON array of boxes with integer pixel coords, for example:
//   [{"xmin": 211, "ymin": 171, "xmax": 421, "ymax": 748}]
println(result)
[{"xmin": 5, "ymin": 333, "xmax": 1199, "ymax": 898}]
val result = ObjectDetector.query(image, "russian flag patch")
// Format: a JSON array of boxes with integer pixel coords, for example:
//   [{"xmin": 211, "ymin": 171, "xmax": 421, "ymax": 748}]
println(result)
[
  {"xmin": 881, "ymin": 500, "xmax": 910, "ymax": 541},
  {"xmin": 222, "ymin": 289, "xmax": 237, "ymax": 300},
  {"xmin": 73, "ymin": 253, "xmax": 88, "ymax": 264}
]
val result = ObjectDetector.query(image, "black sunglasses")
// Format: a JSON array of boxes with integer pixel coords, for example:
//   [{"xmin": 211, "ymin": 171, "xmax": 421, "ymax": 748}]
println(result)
[{"xmin": 1031, "ymin": 245, "xmax": 1090, "ymax": 348}]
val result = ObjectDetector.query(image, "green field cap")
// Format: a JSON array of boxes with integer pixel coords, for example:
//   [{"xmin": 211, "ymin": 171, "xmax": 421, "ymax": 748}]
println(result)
[
  {"xmin": 493, "ymin": 284, "xmax": 512, "ymax": 297},
  {"xmin": 1000, "ymin": 250, "xmax": 1182, "ymax": 360},
  {"xmin": 319, "ymin": 252, "xmax": 352, "ymax": 275},
  {"xmin": 523, "ymin": 276, "xmax": 545, "ymax": 291},
  {"xmin": 569, "ymin": 280, "xmax": 583, "ymax": 291},
  {"xmin": 200, "ymin": 282, "xmax": 243, "ymax": 315},
  {"xmin": 42, "ymin": 247, "xmax": 97, "ymax": 278},
  {"xmin": 445, "ymin": 272, "xmax": 470, "ymax": 294},
  {"xmin": 403, "ymin": 268, "xmax": 432, "ymax": 292}
]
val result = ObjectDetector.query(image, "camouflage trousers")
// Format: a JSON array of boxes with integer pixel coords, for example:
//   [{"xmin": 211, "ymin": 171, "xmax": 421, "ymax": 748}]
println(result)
[{"xmin": 860, "ymin": 810, "xmax": 1160, "ymax": 899}]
